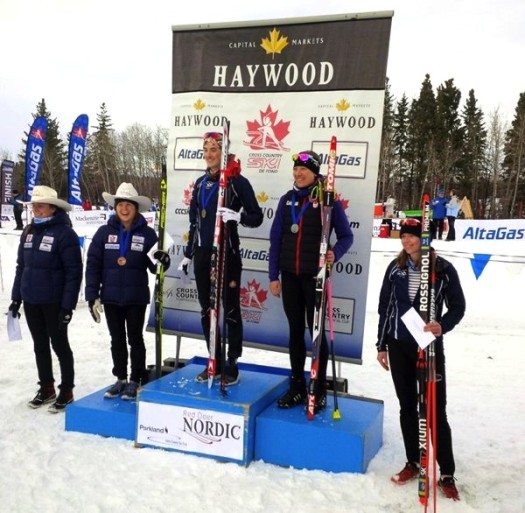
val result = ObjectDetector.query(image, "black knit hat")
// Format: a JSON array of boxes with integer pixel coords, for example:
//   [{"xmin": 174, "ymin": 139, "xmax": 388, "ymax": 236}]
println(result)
[
  {"xmin": 292, "ymin": 151, "xmax": 321, "ymax": 175},
  {"xmin": 399, "ymin": 218, "xmax": 422, "ymax": 238}
]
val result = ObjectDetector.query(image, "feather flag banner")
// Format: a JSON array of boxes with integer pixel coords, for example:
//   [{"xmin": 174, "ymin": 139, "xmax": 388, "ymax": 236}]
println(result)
[
  {"xmin": 68, "ymin": 114, "xmax": 89, "ymax": 206},
  {"xmin": 25, "ymin": 116, "xmax": 48, "ymax": 200}
]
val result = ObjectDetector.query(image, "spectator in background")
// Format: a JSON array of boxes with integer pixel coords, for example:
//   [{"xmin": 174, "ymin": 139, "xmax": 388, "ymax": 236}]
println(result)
[
  {"xmin": 82, "ymin": 199, "xmax": 93, "ymax": 211},
  {"xmin": 384, "ymin": 194, "xmax": 396, "ymax": 218},
  {"xmin": 9, "ymin": 185, "xmax": 82, "ymax": 413},
  {"xmin": 431, "ymin": 188, "xmax": 448, "ymax": 240},
  {"xmin": 445, "ymin": 189, "xmax": 461, "ymax": 241},
  {"xmin": 10, "ymin": 189, "xmax": 24, "ymax": 230},
  {"xmin": 85, "ymin": 183, "xmax": 171, "ymax": 400}
]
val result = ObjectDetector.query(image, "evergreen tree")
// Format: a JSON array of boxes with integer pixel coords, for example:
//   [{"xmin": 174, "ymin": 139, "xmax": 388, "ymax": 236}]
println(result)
[
  {"xmin": 502, "ymin": 92, "xmax": 525, "ymax": 218},
  {"xmin": 392, "ymin": 94, "xmax": 410, "ymax": 209},
  {"xmin": 461, "ymin": 89, "xmax": 487, "ymax": 215},
  {"xmin": 406, "ymin": 74, "xmax": 437, "ymax": 206},
  {"xmin": 435, "ymin": 78, "xmax": 464, "ymax": 188},
  {"xmin": 83, "ymin": 103, "xmax": 119, "ymax": 205}
]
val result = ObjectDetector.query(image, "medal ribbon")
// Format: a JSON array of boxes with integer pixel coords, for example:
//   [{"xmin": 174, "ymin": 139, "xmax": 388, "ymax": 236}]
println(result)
[
  {"xmin": 200, "ymin": 177, "xmax": 219, "ymax": 214},
  {"xmin": 119, "ymin": 224, "xmax": 131, "ymax": 260},
  {"xmin": 290, "ymin": 191, "xmax": 311, "ymax": 226}
]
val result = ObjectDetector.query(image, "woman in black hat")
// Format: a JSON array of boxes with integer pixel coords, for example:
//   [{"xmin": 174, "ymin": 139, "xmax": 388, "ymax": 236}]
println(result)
[{"xmin": 376, "ymin": 218, "xmax": 466, "ymax": 500}]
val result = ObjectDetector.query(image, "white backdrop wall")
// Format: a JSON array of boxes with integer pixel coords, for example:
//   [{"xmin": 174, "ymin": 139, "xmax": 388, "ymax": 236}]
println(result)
[{"xmin": 156, "ymin": 12, "xmax": 393, "ymax": 363}]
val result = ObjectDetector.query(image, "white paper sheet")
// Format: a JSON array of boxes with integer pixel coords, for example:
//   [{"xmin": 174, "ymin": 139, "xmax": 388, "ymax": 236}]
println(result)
[
  {"xmin": 400, "ymin": 307, "xmax": 435, "ymax": 349},
  {"xmin": 7, "ymin": 315, "xmax": 22, "ymax": 342}
]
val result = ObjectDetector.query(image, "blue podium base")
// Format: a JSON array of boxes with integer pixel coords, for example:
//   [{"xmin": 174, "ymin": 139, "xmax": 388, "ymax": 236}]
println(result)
[
  {"xmin": 65, "ymin": 357, "xmax": 384, "ymax": 472},
  {"xmin": 255, "ymin": 394, "xmax": 383, "ymax": 473}
]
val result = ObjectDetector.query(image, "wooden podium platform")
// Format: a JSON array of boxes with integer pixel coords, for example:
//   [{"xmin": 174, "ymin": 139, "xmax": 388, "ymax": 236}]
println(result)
[{"xmin": 65, "ymin": 358, "xmax": 383, "ymax": 472}]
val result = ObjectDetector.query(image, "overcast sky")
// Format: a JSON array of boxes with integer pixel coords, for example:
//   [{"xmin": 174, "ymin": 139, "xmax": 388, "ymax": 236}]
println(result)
[{"xmin": 0, "ymin": 0, "xmax": 523, "ymax": 158}]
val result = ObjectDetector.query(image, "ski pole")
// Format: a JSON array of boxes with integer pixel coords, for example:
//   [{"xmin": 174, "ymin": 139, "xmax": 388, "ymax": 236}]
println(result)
[{"xmin": 326, "ymin": 268, "xmax": 340, "ymax": 420}]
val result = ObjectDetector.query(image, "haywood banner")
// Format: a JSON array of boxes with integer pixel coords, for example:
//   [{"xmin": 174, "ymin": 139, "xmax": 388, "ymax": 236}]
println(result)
[
  {"xmin": 153, "ymin": 12, "xmax": 393, "ymax": 363},
  {"xmin": 68, "ymin": 114, "xmax": 89, "ymax": 206},
  {"xmin": 25, "ymin": 115, "xmax": 48, "ymax": 201}
]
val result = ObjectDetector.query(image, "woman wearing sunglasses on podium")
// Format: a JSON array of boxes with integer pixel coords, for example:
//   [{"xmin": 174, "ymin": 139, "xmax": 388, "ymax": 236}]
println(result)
[{"xmin": 268, "ymin": 150, "xmax": 353, "ymax": 412}]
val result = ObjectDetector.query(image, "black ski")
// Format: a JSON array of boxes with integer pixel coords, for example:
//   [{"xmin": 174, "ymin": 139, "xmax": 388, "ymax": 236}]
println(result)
[{"xmin": 154, "ymin": 156, "xmax": 168, "ymax": 380}]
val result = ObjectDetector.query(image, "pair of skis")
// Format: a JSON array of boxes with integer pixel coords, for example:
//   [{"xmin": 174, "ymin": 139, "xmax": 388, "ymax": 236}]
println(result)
[
  {"xmin": 208, "ymin": 120, "xmax": 230, "ymax": 393},
  {"xmin": 307, "ymin": 136, "xmax": 339, "ymax": 421},
  {"xmin": 154, "ymin": 156, "xmax": 168, "ymax": 380},
  {"xmin": 417, "ymin": 193, "xmax": 438, "ymax": 511}
]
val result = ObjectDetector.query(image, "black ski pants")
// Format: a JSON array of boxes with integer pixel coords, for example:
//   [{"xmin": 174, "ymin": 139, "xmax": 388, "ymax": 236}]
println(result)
[
  {"xmin": 104, "ymin": 303, "xmax": 147, "ymax": 384},
  {"xmin": 281, "ymin": 271, "xmax": 328, "ymax": 391},
  {"xmin": 446, "ymin": 216, "xmax": 456, "ymax": 241},
  {"xmin": 193, "ymin": 246, "xmax": 243, "ymax": 361},
  {"xmin": 24, "ymin": 302, "xmax": 75, "ymax": 390},
  {"xmin": 387, "ymin": 336, "xmax": 455, "ymax": 476},
  {"xmin": 431, "ymin": 219, "xmax": 445, "ymax": 240}
]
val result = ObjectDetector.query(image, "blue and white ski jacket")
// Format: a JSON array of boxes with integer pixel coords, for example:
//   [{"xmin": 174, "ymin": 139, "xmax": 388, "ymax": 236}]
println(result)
[{"xmin": 376, "ymin": 253, "xmax": 466, "ymax": 351}]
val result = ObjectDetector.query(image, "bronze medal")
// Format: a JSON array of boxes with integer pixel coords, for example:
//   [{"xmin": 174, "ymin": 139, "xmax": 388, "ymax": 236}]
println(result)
[
  {"xmin": 201, "ymin": 209, "xmax": 207, "ymax": 218},
  {"xmin": 291, "ymin": 224, "xmax": 299, "ymax": 234},
  {"xmin": 117, "ymin": 257, "xmax": 127, "ymax": 266}
]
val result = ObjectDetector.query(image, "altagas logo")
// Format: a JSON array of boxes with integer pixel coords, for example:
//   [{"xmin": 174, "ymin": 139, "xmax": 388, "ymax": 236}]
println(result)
[
  {"xmin": 244, "ymin": 105, "xmax": 290, "ymax": 151},
  {"xmin": 463, "ymin": 226, "xmax": 525, "ymax": 240}
]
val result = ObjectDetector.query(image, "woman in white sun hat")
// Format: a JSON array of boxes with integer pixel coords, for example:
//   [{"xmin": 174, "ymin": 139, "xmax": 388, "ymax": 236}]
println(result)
[
  {"xmin": 85, "ymin": 183, "xmax": 171, "ymax": 400},
  {"xmin": 9, "ymin": 185, "xmax": 82, "ymax": 413}
]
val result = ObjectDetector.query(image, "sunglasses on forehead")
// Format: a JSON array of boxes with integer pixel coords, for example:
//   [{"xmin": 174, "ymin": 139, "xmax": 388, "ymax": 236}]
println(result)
[
  {"xmin": 203, "ymin": 132, "xmax": 223, "ymax": 142},
  {"xmin": 292, "ymin": 153, "xmax": 320, "ymax": 167},
  {"xmin": 400, "ymin": 218, "xmax": 421, "ymax": 227}
]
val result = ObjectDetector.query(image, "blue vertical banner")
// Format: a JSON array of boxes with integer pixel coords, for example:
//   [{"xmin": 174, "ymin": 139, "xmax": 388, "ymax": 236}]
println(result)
[
  {"xmin": 25, "ymin": 116, "xmax": 48, "ymax": 200},
  {"xmin": 68, "ymin": 114, "xmax": 89, "ymax": 206}
]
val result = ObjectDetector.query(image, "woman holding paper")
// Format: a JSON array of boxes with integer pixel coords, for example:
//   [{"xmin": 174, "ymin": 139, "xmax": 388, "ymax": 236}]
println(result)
[
  {"xmin": 9, "ymin": 185, "xmax": 82, "ymax": 413},
  {"xmin": 376, "ymin": 218, "xmax": 466, "ymax": 500}
]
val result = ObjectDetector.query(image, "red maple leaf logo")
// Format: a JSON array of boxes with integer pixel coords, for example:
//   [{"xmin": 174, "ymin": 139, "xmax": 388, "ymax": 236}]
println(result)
[
  {"xmin": 240, "ymin": 279, "xmax": 268, "ymax": 309},
  {"xmin": 244, "ymin": 105, "xmax": 290, "ymax": 151},
  {"xmin": 336, "ymin": 192, "xmax": 349, "ymax": 210},
  {"xmin": 183, "ymin": 181, "xmax": 195, "ymax": 207}
]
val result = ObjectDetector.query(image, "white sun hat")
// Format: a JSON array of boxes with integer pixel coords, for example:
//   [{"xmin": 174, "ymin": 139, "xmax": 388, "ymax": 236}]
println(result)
[
  {"xmin": 23, "ymin": 185, "xmax": 72, "ymax": 212},
  {"xmin": 102, "ymin": 182, "xmax": 152, "ymax": 212}
]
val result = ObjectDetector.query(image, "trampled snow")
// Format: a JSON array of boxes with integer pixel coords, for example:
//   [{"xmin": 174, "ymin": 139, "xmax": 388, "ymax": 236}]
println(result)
[{"xmin": 0, "ymin": 224, "xmax": 523, "ymax": 513}]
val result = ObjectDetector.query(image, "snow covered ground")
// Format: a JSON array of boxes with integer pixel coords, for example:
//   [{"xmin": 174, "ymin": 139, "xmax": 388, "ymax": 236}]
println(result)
[{"xmin": 0, "ymin": 224, "xmax": 523, "ymax": 513}]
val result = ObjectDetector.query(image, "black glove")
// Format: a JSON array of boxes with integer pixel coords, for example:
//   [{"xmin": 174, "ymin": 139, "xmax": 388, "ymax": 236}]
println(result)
[
  {"xmin": 153, "ymin": 250, "xmax": 171, "ymax": 271},
  {"xmin": 58, "ymin": 309, "xmax": 73, "ymax": 330},
  {"xmin": 8, "ymin": 301, "xmax": 21, "ymax": 318}
]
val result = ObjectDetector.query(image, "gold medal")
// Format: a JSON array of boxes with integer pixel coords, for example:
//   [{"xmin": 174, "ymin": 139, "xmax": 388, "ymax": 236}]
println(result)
[
  {"xmin": 201, "ymin": 209, "xmax": 207, "ymax": 218},
  {"xmin": 117, "ymin": 257, "xmax": 127, "ymax": 266}
]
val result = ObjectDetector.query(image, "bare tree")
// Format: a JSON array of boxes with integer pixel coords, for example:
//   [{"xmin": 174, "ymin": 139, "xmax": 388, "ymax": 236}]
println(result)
[{"xmin": 485, "ymin": 109, "xmax": 506, "ymax": 219}]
